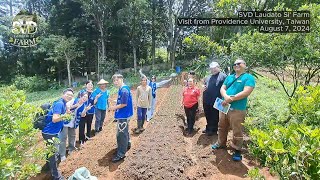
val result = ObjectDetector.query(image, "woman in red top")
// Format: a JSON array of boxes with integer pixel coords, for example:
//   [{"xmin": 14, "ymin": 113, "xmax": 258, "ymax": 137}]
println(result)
[{"xmin": 182, "ymin": 78, "xmax": 201, "ymax": 134}]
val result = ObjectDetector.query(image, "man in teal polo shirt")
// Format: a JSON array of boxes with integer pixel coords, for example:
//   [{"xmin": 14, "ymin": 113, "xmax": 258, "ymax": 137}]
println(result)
[{"xmin": 211, "ymin": 58, "xmax": 255, "ymax": 161}]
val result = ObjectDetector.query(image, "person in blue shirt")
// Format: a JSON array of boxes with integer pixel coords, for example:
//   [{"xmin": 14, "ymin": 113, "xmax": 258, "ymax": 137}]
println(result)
[
  {"xmin": 90, "ymin": 79, "xmax": 110, "ymax": 134},
  {"xmin": 42, "ymin": 88, "xmax": 74, "ymax": 180},
  {"xmin": 78, "ymin": 80, "xmax": 95, "ymax": 139},
  {"xmin": 109, "ymin": 74, "xmax": 133, "ymax": 163},
  {"xmin": 211, "ymin": 58, "xmax": 255, "ymax": 162},
  {"xmin": 139, "ymin": 69, "xmax": 174, "ymax": 121},
  {"xmin": 73, "ymin": 92, "xmax": 93, "ymax": 145}
]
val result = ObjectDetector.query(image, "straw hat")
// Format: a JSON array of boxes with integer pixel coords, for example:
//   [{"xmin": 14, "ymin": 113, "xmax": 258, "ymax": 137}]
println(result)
[{"xmin": 97, "ymin": 79, "xmax": 109, "ymax": 85}]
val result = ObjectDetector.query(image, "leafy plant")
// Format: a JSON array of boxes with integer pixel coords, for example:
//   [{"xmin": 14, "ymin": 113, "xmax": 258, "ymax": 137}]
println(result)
[
  {"xmin": 0, "ymin": 86, "xmax": 50, "ymax": 179},
  {"xmin": 246, "ymin": 168, "xmax": 266, "ymax": 180},
  {"xmin": 248, "ymin": 123, "xmax": 320, "ymax": 179},
  {"xmin": 290, "ymin": 86, "xmax": 320, "ymax": 127},
  {"xmin": 13, "ymin": 75, "xmax": 50, "ymax": 92}
]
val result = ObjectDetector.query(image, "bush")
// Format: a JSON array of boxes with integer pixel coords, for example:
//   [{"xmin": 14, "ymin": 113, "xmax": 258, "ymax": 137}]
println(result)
[
  {"xmin": 248, "ymin": 123, "xmax": 320, "ymax": 179},
  {"xmin": 290, "ymin": 86, "xmax": 320, "ymax": 127},
  {"xmin": 13, "ymin": 75, "xmax": 51, "ymax": 92},
  {"xmin": 0, "ymin": 86, "xmax": 49, "ymax": 179}
]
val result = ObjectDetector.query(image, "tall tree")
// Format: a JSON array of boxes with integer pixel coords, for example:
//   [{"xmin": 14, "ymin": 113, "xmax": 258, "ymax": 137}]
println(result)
[
  {"xmin": 118, "ymin": 0, "xmax": 151, "ymax": 74},
  {"xmin": 77, "ymin": 0, "xmax": 116, "ymax": 79},
  {"xmin": 42, "ymin": 35, "xmax": 83, "ymax": 87}
]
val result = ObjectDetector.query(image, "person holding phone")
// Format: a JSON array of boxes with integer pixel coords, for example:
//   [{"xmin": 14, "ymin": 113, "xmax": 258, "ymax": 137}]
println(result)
[{"xmin": 90, "ymin": 79, "xmax": 110, "ymax": 135}]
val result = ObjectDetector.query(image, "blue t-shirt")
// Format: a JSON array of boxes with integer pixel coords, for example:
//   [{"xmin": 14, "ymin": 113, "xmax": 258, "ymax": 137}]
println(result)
[
  {"xmin": 223, "ymin": 73, "xmax": 255, "ymax": 110},
  {"xmin": 42, "ymin": 98, "xmax": 67, "ymax": 135},
  {"xmin": 91, "ymin": 88, "xmax": 110, "ymax": 110},
  {"xmin": 149, "ymin": 82, "xmax": 157, "ymax": 98},
  {"xmin": 79, "ymin": 89, "xmax": 95, "ymax": 114},
  {"xmin": 115, "ymin": 85, "xmax": 133, "ymax": 119},
  {"xmin": 72, "ymin": 98, "xmax": 86, "ymax": 128}
]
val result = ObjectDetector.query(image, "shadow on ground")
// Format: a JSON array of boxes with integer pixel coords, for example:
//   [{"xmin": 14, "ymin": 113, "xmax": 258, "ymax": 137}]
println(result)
[
  {"xmin": 212, "ymin": 150, "xmax": 249, "ymax": 178},
  {"xmin": 98, "ymin": 148, "xmax": 124, "ymax": 172}
]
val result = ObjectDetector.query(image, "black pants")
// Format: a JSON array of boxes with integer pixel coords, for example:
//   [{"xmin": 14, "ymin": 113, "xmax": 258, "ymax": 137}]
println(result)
[
  {"xmin": 203, "ymin": 103, "xmax": 219, "ymax": 132},
  {"xmin": 184, "ymin": 103, "xmax": 198, "ymax": 130},
  {"xmin": 79, "ymin": 114, "xmax": 94, "ymax": 143}
]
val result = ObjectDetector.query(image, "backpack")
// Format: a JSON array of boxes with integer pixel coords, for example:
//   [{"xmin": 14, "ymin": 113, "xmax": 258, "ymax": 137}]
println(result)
[{"xmin": 33, "ymin": 100, "xmax": 59, "ymax": 130}]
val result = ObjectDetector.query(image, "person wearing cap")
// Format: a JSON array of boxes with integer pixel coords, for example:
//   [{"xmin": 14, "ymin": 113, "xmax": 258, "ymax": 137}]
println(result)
[
  {"xmin": 90, "ymin": 79, "xmax": 110, "ymax": 134},
  {"xmin": 211, "ymin": 58, "xmax": 255, "ymax": 161},
  {"xmin": 202, "ymin": 61, "xmax": 227, "ymax": 136},
  {"xmin": 109, "ymin": 74, "xmax": 133, "ymax": 162},
  {"xmin": 139, "ymin": 69, "xmax": 174, "ymax": 121},
  {"xmin": 42, "ymin": 88, "xmax": 74, "ymax": 180}
]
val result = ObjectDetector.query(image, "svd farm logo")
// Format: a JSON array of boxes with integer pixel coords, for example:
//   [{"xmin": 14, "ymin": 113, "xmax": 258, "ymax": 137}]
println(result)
[{"xmin": 9, "ymin": 10, "xmax": 40, "ymax": 47}]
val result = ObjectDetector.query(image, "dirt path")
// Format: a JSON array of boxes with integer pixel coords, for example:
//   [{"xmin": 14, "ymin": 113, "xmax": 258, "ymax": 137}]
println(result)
[{"xmin": 33, "ymin": 84, "xmax": 276, "ymax": 180}]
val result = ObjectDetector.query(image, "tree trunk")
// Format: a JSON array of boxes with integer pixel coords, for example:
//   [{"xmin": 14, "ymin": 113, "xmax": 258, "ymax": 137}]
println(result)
[
  {"xmin": 167, "ymin": 0, "xmax": 173, "ymax": 64},
  {"xmin": 9, "ymin": 0, "xmax": 13, "ymax": 16},
  {"xmin": 98, "ymin": 23, "xmax": 105, "ymax": 79},
  {"xmin": 133, "ymin": 46, "xmax": 137, "ymax": 74},
  {"xmin": 66, "ymin": 57, "xmax": 72, "ymax": 87},
  {"xmin": 151, "ymin": 0, "xmax": 156, "ymax": 70},
  {"xmin": 118, "ymin": 42, "xmax": 122, "ymax": 69}
]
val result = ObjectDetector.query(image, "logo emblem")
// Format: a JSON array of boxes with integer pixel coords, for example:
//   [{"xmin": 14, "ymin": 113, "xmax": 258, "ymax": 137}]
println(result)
[{"xmin": 9, "ymin": 10, "xmax": 40, "ymax": 47}]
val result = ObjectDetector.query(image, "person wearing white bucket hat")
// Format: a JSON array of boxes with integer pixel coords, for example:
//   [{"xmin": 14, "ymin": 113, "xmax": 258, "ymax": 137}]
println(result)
[
  {"xmin": 202, "ymin": 61, "xmax": 227, "ymax": 136},
  {"xmin": 90, "ymin": 79, "xmax": 110, "ymax": 135}
]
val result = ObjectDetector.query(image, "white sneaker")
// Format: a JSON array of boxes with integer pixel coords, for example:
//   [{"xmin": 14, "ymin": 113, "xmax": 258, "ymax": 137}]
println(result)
[
  {"xmin": 60, "ymin": 156, "xmax": 66, "ymax": 162},
  {"xmin": 146, "ymin": 119, "xmax": 150, "ymax": 122}
]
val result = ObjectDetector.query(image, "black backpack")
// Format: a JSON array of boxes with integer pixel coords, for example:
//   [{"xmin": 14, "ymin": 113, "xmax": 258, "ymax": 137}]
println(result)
[{"xmin": 33, "ymin": 102, "xmax": 55, "ymax": 130}]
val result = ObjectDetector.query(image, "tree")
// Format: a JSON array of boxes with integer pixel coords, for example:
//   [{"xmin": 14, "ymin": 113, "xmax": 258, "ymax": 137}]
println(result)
[
  {"xmin": 42, "ymin": 35, "xmax": 83, "ymax": 87},
  {"xmin": 0, "ymin": 86, "xmax": 50, "ymax": 179},
  {"xmin": 77, "ymin": 0, "xmax": 116, "ymax": 79},
  {"xmin": 118, "ymin": 0, "xmax": 151, "ymax": 74},
  {"xmin": 164, "ymin": 0, "xmax": 210, "ymax": 68},
  {"xmin": 182, "ymin": 33, "xmax": 227, "ymax": 78},
  {"xmin": 231, "ymin": 4, "xmax": 320, "ymax": 97}
]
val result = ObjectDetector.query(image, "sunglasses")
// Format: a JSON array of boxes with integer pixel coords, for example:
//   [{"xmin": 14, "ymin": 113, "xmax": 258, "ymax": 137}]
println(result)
[{"xmin": 233, "ymin": 62, "xmax": 243, "ymax": 66}]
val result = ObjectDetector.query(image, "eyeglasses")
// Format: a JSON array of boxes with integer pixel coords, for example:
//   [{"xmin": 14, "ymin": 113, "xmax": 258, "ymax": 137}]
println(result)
[{"xmin": 233, "ymin": 62, "xmax": 243, "ymax": 66}]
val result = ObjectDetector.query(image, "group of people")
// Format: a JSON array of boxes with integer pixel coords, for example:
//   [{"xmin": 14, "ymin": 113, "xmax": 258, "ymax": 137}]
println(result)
[
  {"xmin": 181, "ymin": 58, "xmax": 255, "ymax": 162},
  {"xmin": 41, "ymin": 70, "xmax": 174, "ymax": 180},
  {"xmin": 41, "ymin": 58, "xmax": 254, "ymax": 180}
]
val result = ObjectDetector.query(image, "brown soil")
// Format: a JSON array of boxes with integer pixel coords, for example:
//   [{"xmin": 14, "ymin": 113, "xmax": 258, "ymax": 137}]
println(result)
[{"xmin": 31, "ymin": 84, "xmax": 277, "ymax": 180}]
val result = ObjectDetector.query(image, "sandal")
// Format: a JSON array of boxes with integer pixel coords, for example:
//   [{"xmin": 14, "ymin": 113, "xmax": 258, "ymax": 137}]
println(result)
[
  {"xmin": 232, "ymin": 150, "xmax": 242, "ymax": 161},
  {"xmin": 211, "ymin": 143, "xmax": 226, "ymax": 150}
]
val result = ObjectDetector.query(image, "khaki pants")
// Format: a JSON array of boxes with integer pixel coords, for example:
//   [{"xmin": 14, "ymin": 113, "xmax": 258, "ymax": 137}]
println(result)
[{"xmin": 217, "ymin": 110, "xmax": 246, "ymax": 151}]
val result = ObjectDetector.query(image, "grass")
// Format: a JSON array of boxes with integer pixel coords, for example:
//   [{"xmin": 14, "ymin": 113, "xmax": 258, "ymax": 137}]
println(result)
[{"xmin": 246, "ymin": 76, "xmax": 290, "ymax": 129}]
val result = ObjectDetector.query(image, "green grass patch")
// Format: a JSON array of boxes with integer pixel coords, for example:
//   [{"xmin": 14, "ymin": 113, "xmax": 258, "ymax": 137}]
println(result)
[{"xmin": 246, "ymin": 76, "xmax": 290, "ymax": 129}]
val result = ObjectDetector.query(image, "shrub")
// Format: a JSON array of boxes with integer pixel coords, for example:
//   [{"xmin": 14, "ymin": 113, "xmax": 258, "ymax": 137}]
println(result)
[
  {"xmin": 248, "ymin": 123, "xmax": 320, "ymax": 179},
  {"xmin": 13, "ymin": 75, "xmax": 50, "ymax": 92},
  {"xmin": 0, "ymin": 86, "xmax": 49, "ymax": 179},
  {"xmin": 289, "ymin": 86, "xmax": 320, "ymax": 127}
]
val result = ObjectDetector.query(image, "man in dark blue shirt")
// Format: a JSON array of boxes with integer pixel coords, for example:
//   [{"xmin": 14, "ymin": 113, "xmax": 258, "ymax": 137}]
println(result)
[
  {"xmin": 42, "ymin": 88, "xmax": 74, "ymax": 180},
  {"xmin": 110, "ymin": 74, "xmax": 133, "ymax": 163},
  {"xmin": 202, "ymin": 62, "xmax": 226, "ymax": 136}
]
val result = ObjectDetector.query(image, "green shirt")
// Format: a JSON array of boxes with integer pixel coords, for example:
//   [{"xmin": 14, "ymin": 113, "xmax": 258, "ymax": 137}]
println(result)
[{"xmin": 223, "ymin": 73, "xmax": 255, "ymax": 110}]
